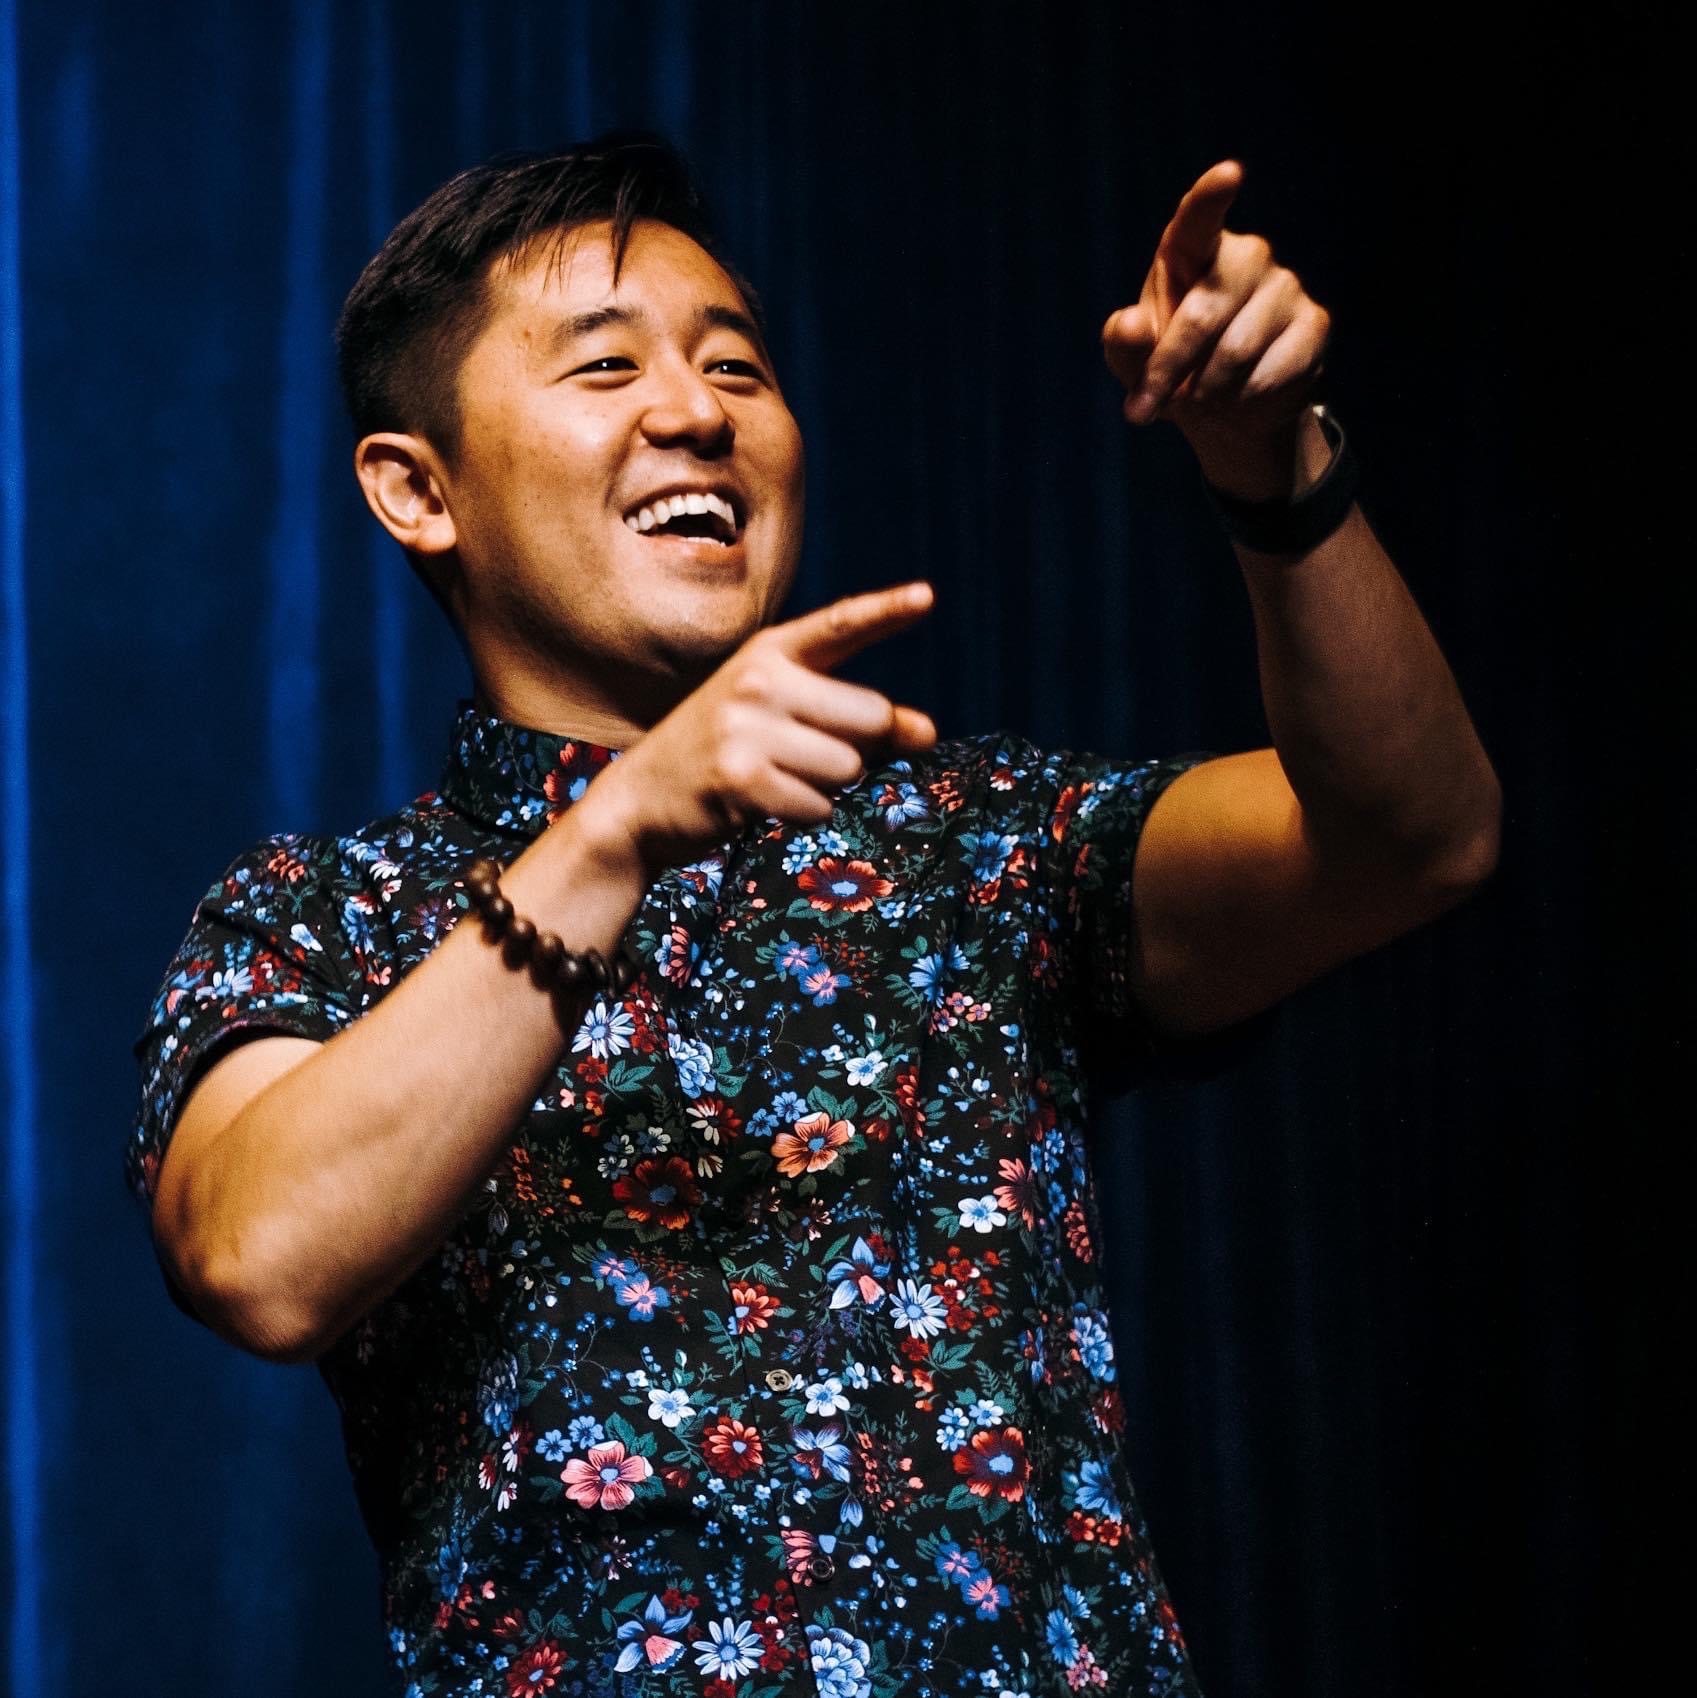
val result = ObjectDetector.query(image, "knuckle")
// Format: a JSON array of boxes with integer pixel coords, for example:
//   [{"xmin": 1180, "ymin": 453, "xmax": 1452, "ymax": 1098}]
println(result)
[
  {"xmin": 1211, "ymin": 325, "xmax": 1254, "ymax": 367},
  {"xmin": 1175, "ymin": 293, "xmax": 1219, "ymax": 334},
  {"xmin": 715, "ymin": 744, "xmax": 759, "ymax": 793},
  {"xmin": 731, "ymin": 659, "xmax": 774, "ymax": 703},
  {"xmin": 708, "ymin": 697, "xmax": 748, "ymax": 748}
]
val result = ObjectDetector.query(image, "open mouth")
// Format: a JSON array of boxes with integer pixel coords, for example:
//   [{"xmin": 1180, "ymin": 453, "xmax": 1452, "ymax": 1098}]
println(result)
[{"xmin": 623, "ymin": 490, "xmax": 742, "ymax": 547}]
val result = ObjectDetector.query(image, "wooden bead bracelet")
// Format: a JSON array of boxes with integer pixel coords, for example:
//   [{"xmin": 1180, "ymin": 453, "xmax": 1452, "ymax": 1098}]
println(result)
[{"xmin": 463, "ymin": 857, "xmax": 639, "ymax": 996}]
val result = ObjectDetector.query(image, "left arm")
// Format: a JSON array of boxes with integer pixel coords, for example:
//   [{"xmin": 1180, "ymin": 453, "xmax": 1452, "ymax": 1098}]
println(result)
[{"xmin": 1101, "ymin": 162, "xmax": 1502, "ymax": 1037}]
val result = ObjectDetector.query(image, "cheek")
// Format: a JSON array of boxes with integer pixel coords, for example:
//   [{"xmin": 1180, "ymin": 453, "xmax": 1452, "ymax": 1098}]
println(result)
[{"xmin": 486, "ymin": 406, "xmax": 623, "ymax": 525}]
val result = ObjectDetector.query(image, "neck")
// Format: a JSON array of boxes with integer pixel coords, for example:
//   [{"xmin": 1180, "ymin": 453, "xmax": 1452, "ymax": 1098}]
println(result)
[{"xmin": 469, "ymin": 656, "xmax": 712, "ymax": 749}]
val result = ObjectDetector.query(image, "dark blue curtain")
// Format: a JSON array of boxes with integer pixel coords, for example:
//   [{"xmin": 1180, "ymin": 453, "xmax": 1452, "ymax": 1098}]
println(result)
[{"xmin": 1, "ymin": 2, "xmax": 1670, "ymax": 1694}]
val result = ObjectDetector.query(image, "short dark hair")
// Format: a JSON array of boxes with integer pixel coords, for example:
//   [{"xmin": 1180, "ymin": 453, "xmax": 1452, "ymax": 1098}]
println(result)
[{"xmin": 335, "ymin": 130, "xmax": 764, "ymax": 462}]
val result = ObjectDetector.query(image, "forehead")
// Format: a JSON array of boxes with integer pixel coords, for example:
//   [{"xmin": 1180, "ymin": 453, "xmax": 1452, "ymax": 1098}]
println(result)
[{"xmin": 486, "ymin": 218, "xmax": 752, "ymax": 350}]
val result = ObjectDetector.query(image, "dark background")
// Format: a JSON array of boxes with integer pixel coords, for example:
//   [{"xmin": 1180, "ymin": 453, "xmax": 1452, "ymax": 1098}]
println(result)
[{"xmin": 0, "ymin": 2, "xmax": 1678, "ymax": 1694}]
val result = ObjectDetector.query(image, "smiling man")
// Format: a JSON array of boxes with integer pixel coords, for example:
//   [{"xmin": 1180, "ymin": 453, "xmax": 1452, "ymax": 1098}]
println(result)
[{"xmin": 127, "ymin": 133, "xmax": 1499, "ymax": 1696}]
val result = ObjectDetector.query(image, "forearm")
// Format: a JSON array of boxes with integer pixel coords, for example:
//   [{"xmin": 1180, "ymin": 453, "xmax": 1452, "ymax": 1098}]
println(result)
[
  {"xmin": 1196, "ymin": 411, "xmax": 1502, "ymax": 877},
  {"xmin": 189, "ymin": 805, "xmax": 649, "ymax": 1362}
]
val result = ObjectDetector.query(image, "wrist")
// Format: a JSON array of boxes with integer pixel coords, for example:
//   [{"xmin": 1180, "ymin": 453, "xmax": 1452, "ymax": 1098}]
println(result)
[
  {"xmin": 511, "ymin": 788, "xmax": 651, "ymax": 944},
  {"xmin": 1183, "ymin": 405, "xmax": 1331, "ymax": 503}
]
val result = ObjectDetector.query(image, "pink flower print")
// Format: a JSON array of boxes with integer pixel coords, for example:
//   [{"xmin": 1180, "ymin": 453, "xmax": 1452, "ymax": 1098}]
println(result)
[{"xmin": 560, "ymin": 1440, "xmax": 654, "ymax": 1510}]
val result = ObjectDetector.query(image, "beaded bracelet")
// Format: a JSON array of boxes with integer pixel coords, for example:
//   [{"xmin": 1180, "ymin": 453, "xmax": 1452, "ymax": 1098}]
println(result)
[{"xmin": 463, "ymin": 857, "xmax": 639, "ymax": 997}]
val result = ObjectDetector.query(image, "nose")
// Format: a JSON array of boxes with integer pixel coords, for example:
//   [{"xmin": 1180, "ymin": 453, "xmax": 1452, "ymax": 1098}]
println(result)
[{"xmin": 639, "ymin": 356, "xmax": 734, "ymax": 452}]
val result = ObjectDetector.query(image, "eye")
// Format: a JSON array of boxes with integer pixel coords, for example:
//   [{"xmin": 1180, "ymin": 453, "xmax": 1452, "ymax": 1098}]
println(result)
[
  {"xmin": 709, "ymin": 358, "xmax": 766, "ymax": 380},
  {"xmin": 572, "ymin": 355, "xmax": 636, "ymax": 375}
]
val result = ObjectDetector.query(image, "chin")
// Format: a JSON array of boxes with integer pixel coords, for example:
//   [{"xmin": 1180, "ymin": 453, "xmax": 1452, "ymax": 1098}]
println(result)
[{"xmin": 647, "ymin": 617, "xmax": 756, "ymax": 679}]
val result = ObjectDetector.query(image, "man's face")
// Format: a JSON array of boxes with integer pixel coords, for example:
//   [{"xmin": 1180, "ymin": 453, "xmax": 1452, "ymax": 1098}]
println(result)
[{"xmin": 440, "ymin": 217, "xmax": 806, "ymax": 717}]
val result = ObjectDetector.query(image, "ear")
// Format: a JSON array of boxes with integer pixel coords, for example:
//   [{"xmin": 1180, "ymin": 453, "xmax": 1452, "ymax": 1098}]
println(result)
[{"xmin": 354, "ymin": 432, "xmax": 459, "ymax": 558}]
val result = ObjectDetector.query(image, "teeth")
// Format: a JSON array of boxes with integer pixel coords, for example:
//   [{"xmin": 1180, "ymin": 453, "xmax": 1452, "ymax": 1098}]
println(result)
[{"xmin": 626, "ymin": 490, "xmax": 742, "ymax": 539}]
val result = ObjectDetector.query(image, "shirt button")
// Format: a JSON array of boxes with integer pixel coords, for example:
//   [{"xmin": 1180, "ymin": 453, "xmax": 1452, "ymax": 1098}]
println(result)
[
  {"xmin": 808, "ymin": 1552, "xmax": 835, "ymax": 1583},
  {"xmin": 764, "ymin": 1368, "xmax": 794, "ymax": 1391}
]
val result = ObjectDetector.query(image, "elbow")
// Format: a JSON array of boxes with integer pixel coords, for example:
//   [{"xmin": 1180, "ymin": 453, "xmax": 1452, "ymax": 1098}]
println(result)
[
  {"xmin": 1416, "ymin": 770, "xmax": 1503, "ymax": 904},
  {"xmin": 180, "ymin": 1241, "xmax": 330, "ymax": 1366}
]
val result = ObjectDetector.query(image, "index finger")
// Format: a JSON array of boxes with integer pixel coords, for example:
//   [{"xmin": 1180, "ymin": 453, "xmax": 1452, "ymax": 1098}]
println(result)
[
  {"xmin": 1159, "ymin": 159, "xmax": 1243, "ymax": 277},
  {"xmin": 770, "ymin": 580, "xmax": 936, "ymax": 671}
]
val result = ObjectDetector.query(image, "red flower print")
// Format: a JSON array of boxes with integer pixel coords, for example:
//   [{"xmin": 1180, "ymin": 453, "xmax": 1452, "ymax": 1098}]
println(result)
[
  {"xmin": 728, "ymin": 1280, "xmax": 780, "ymax": 1334},
  {"xmin": 543, "ymin": 742, "xmax": 613, "ymax": 821},
  {"xmin": 795, "ymin": 856, "xmax": 893, "ymax": 914},
  {"xmin": 506, "ymin": 1144, "xmax": 537, "ymax": 1204},
  {"xmin": 771, "ymin": 1111, "xmax": 853, "ymax": 1177},
  {"xmin": 560, "ymin": 1440, "xmax": 653, "ymax": 1510},
  {"xmin": 1065, "ymin": 1509, "xmax": 1125, "ymax": 1548},
  {"xmin": 264, "ymin": 846, "xmax": 308, "ymax": 884},
  {"xmin": 663, "ymin": 922, "xmax": 693, "ymax": 986},
  {"xmin": 701, "ymin": 1414, "xmax": 765, "ymax": 1477},
  {"xmin": 688, "ymin": 1095, "xmax": 743, "ymax": 1145},
  {"xmin": 1062, "ymin": 1196, "xmax": 1094, "ymax": 1261},
  {"xmin": 953, "ymin": 1426, "xmax": 1029, "ymax": 1501},
  {"xmin": 505, "ymin": 1636, "xmax": 564, "ymax": 1694},
  {"xmin": 1051, "ymin": 780, "xmax": 1089, "ymax": 844},
  {"xmin": 994, "ymin": 1157, "xmax": 1039, "ymax": 1229},
  {"xmin": 893, "ymin": 1063, "xmax": 926, "ymax": 1138},
  {"xmin": 612, "ymin": 1157, "xmax": 701, "ymax": 1230}
]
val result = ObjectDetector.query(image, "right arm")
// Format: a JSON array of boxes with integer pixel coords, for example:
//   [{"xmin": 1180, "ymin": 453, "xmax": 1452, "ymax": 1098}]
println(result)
[{"xmin": 151, "ymin": 582, "xmax": 937, "ymax": 1365}]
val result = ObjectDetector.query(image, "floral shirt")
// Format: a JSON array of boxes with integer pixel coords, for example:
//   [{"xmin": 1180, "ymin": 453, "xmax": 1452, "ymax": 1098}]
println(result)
[{"xmin": 129, "ymin": 701, "xmax": 1245, "ymax": 1698}]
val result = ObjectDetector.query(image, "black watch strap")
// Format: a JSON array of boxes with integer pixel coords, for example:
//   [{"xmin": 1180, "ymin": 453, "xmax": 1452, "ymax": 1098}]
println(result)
[{"xmin": 1203, "ymin": 405, "xmax": 1360, "ymax": 556}]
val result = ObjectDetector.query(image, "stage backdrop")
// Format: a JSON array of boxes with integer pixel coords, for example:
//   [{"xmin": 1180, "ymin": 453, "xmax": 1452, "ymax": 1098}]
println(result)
[{"xmin": 0, "ymin": 2, "xmax": 1673, "ymax": 1695}]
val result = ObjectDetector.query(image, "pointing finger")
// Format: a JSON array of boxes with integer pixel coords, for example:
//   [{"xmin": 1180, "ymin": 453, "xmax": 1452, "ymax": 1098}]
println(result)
[
  {"xmin": 1159, "ymin": 160, "xmax": 1243, "ymax": 285},
  {"xmin": 772, "ymin": 581, "xmax": 936, "ymax": 672}
]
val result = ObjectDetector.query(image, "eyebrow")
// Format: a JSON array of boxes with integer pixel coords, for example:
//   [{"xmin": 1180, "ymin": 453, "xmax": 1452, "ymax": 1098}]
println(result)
[{"xmin": 548, "ymin": 302, "xmax": 768, "ymax": 359}]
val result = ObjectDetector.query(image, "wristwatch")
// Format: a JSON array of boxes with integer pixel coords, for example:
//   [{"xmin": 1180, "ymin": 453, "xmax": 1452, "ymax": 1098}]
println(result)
[{"xmin": 1202, "ymin": 404, "xmax": 1360, "ymax": 556}]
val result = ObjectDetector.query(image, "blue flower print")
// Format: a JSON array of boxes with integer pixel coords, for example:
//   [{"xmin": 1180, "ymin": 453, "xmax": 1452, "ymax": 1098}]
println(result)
[
  {"xmin": 613, "ymin": 1593, "xmax": 694, "ymax": 1675},
  {"xmin": 666, "ymin": 1029, "xmax": 716, "ymax": 1098},
  {"xmin": 826, "ymin": 1235, "xmax": 891, "ymax": 1311},
  {"xmin": 965, "ymin": 830, "xmax": 1018, "ymax": 884},
  {"xmin": 565, "ymin": 1415, "xmax": 605, "ymax": 1449},
  {"xmin": 1071, "ymin": 1306, "xmax": 1117, "ymax": 1381},
  {"xmin": 805, "ymin": 1623, "xmax": 874, "ymax": 1698},
  {"xmin": 693, "ymin": 1616, "xmax": 762, "ymax": 1679},
  {"xmin": 572, "ymin": 997, "xmax": 635, "ymax": 1060},
  {"xmin": 1046, "ymin": 1606, "xmax": 1080, "ymax": 1664}
]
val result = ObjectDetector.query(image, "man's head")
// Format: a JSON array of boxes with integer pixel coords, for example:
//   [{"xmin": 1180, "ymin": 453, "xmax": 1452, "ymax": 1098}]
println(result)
[{"xmin": 337, "ymin": 132, "xmax": 806, "ymax": 738}]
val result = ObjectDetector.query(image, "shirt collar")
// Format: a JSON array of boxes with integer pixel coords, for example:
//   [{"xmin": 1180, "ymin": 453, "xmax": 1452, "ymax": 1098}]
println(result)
[{"xmin": 436, "ymin": 698, "xmax": 623, "ymax": 838}]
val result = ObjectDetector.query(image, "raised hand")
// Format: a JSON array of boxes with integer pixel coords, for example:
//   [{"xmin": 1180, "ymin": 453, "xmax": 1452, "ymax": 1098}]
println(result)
[
  {"xmin": 1102, "ymin": 161, "xmax": 1330, "ymax": 451},
  {"xmin": 574, "ymin": 582, "xmax": 938, "ymax": 882}
]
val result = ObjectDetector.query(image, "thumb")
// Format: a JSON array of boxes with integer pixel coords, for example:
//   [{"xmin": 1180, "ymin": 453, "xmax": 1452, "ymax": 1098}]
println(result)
[{"xmin": 1102, "ymin": 304, "xmax": 1157, "ymax": 393}]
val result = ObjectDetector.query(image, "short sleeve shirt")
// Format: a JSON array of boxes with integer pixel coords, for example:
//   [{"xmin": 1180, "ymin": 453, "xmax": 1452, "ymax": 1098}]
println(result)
[{"xmin": 128, "ymin": 701, "xmax": 1243, "ymax": 1698}]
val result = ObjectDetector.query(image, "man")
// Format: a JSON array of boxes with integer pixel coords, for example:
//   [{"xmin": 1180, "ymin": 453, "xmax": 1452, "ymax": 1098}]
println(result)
[{"xmin": 128, "ymin": 132, "xmax": 1499, "ymax": 1697}]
